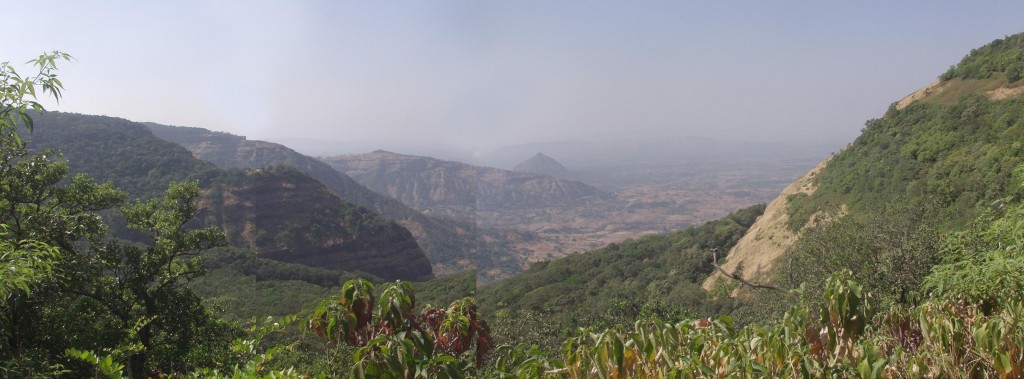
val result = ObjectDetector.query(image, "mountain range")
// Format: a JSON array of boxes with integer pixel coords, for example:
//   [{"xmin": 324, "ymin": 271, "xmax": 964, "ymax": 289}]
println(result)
[
  {"xmin": 25, "ymin": 112, "xmax": 432, "ymax": 281},
  {"xmin": 320, "ymin": 150, "xmax": 611, "ymax": 220}
]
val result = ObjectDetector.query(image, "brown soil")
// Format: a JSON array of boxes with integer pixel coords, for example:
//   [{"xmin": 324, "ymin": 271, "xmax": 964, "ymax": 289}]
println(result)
[
  {"xmin": 895, "ymin": 81, "xmax": 946, "ymax": 110},
  {"xmin": 987, "ymin": 85, "xmax": 1024, "ymax": 100},
  {"xmin": 701, "ymin": 158, "xmax": 834, "ymax": 291}
]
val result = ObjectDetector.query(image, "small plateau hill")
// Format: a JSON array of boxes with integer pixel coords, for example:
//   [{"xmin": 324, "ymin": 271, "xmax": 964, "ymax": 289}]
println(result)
[
  {"xmin": 512, "ymin": 152, "xmax": 571, "ymax": 178},
  {"xmin": 25, "ymin": 112, "xmax": 433, "ymax": 281},
  {"xmin": 321, "ymin": 150, "xmax": 611, "ymax": 220}
]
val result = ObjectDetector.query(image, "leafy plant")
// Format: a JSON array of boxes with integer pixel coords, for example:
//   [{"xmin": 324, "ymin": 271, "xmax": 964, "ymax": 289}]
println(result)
[{"xmin": 311, "ymin": 279, "xmax": 492, "ymax": 378}]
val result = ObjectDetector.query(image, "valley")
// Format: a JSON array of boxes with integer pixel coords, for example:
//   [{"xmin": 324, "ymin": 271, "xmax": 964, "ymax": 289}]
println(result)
[{"xmin": 322, "ymin": 149, "xmax": 822, "ymax": 277}]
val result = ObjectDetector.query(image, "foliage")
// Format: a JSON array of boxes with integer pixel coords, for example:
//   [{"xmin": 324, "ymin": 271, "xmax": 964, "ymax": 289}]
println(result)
[
  {"xmin": 0, "ymin": 230, "xmax": 59, "ymax": 305},
  {"xmin": 791, "ymin": 94, "xmax": 1024, "ymax": 230},
  {"xmin": 412, "ymin": 270, "xmax": 477, "ymax": 308},
  {"xmin": 782, "ymin": 47, "xmax": 1024, "ymax": 308},
  {"xmin": 310, "ymin": 279, "xmax": 492, "ymax": 378},
  {"xmin": 80, "ymin": 181, "xmax": 231, "ymax": 377},
  {"xmin": 787, "ymin": 200, "xmax": 943, "ymax": 305},
  {"xmin": 924, "ymin": 171, "xmax": 1024, "ymax": 307},
  {"xmin": 0, "ymin": 51, "xmax": 71, "ymax": 145},
  {"xmin": 478, "ymin": 204, "xmax": 765, "ymax": 353},
  {"xmin": 485, "ymin": 272, "xmax": 1024, "ymax": 378},
  {"xmin": 941, "ymin": 33, "xmax": 1024, "ymax": 82}
]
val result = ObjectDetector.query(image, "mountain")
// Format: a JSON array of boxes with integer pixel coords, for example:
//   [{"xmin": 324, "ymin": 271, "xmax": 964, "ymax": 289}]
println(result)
[
  {"xmin": 512, "ymin": 153, "xmax": 571, "ymax": 179},
  {"xmin": 25, "ymin": 112, "xmax": 433, "ymax": 281},
  {"xmin": 320, "ymin": 150, "xmax": 612, "ymax": 220},
  {"xmin": 145, "ymin": 123, "xmax": 484, "ymax": 276},
  {"xmin": 204, "ymin": 166, "xmax": 432, "ymax": 281},
  {"xmin": 704, "ymin": 33, "xmax": 1024, "ymax": 295}
]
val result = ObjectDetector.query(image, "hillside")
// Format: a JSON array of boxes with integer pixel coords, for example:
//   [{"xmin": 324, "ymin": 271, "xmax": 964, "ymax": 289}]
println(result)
[
  {"xmin": 478, "ymin": 204, "xmax": 765, "ymax": 350},
  {"xmin": 146, "ymin": 123, "xmax": 484, "ymax": 276},
  {"xmin": 704, "ymin": 33, "xmax": 1024, "ymax": 298},
  {"xmin": 205, "ymin": 167, "xmax": 432, "ymax": 281},
  {"xmin": 701, "ymin": 158, "xmax": 834, "ymax": 289},
  {"xmin": 321, "ymin": 150, "xmax": 612, "ymax": 219},
  {"xmin": 24, "ymin": 112, "xmax": 433, "ymax": 281}
]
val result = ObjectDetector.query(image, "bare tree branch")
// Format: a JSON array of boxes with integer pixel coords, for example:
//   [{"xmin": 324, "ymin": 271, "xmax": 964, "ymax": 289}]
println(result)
[{"xmin": 710, "ymin": 248, "xmax": 788, "ymax": 293}]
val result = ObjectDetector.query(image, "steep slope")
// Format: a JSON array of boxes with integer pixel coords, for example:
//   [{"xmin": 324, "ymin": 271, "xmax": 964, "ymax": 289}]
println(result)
[
  {"xmin": 321, "ymin": 150, "xmax": 611, "ymax": 220},
  {"xmin": 26, "ymin": 113, "xmax": 219, "ymax": 199},
  {"xmin": 512, "ymin": 153, "xmax": 571, "ymax": 179},
  {"xmin": 704, "ymin": 33, "xmax": 1024, "ymax": 291},
  {"xmin": 701, "ymin": 159, "xmax": 834, "ymax": 289},
  {"xmin": 205, "ymin": 167, "xmax": 432, "ymax": 281},
  {"xmin": 25, "ymin": 112, "xmax": 433, "ymax": 281},
  {"xmin": 146, "ymin": 123, "xmax": 480, "ymax": 276}
]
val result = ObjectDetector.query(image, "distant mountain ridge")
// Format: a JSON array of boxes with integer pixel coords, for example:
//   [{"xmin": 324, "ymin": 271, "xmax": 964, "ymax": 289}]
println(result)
[
  {"xmin": 26, "ymin": 112, "xmax": 433, "ymax": 281},
  {"xmin": 146, "ymin": 123, "xmax": 482, "ymax": 276},
  {"xmin": 205, "ymin": 167, "xmax": 432, "ymax": 281},
  {"xmin": 320, "ymin": 150, "xmax": 611, "ymax": 220},
  {"xmin": 513, "ymin": 153, "xmax": 571, "ymax": 179}
]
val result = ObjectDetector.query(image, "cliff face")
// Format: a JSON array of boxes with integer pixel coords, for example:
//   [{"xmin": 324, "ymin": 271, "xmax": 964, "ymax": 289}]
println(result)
[
  {"xmin": 701, "ymin": 158, "xmax": 834, "ymax": 290},
  {"xmin": 26, "ymin": 113, "xmax": 433, "ymax": 281},
  {"xmin": 321, "ymin": 150, "xmax": 611, "ymax": 220},
  {"xmin": 204, "ymin": 167, "xmax": 433, "ymax": 281},
  {"xmin": 146, "ymin": 123, "xmax": 481, "ymax": 276}
]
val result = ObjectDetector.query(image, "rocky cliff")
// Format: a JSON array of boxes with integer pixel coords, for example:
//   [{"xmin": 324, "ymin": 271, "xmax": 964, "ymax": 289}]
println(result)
[
  {"xmin": 205, "ymin": 167, "xmax": 433, "ymax": 281},
  {"xmin": 26, "ymin": 112, "xmax": 434, "ymax": 281},
  {"xmin": 146, "ymin": 123, "xmax": 481, "ymax": 276},
  {"xmin": 321, "ymin": 150, "xmax": 611, "ymax": 220}
]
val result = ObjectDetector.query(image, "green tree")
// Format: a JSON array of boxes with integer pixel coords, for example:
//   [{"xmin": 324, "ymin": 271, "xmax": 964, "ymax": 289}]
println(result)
[
  {"xmin": 788, "ymin": 200, "xmax": 942, "ymax": 305},
  {"xmin": 1, "ymin": 52, "xmax": 236, "ymax": 377},
  {"xmin": 0, "ymin": 51, "xmax": 75, "ymax": 305},
  {"xmin": 80, "ymin": 181, "xmax": 230, "ymax": 376},
  {"xmin": 0, "ymin": 51, "xmax": 71, "ymax": 144}
]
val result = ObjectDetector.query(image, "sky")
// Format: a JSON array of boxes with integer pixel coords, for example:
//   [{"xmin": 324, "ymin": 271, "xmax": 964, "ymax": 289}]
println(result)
[{"xmin": 7, "ymin": 1, "xmax": 1024, "ymax": 154}]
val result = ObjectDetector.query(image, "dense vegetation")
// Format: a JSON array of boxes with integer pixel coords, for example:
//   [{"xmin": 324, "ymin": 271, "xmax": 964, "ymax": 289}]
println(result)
[
  {"xmin": 941, "ymin": 33, "xmax": 1024, "ymax": 82},
  {"xmin": 478, "ymin": 204, "xmax": 766, "ymax": 351},
  {"xmin": 783, "ymin": 33, "xmax": 1024, "ymax": 304},
  {"xmin": 0, "ymin": 54, "xmax": 238, "ymax": 375}
]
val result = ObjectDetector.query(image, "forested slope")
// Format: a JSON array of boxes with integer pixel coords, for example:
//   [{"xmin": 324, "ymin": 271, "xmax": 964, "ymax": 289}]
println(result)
[
  {"xmin": 25, "ymin": 112, "xmax": 433, "ymax": 281},
  {"xmin": 147, "ymin": 123, "xmax": 529, "ymax": 277},
  {"xmin": 478, "ymin": 204, "xmax": 765, "ymax": 350},
  {"xmin": 711, "ymin": 33, "xmax": 1024, "ymax": 302}
]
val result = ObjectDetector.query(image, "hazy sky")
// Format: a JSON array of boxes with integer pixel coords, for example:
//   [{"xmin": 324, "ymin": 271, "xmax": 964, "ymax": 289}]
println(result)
[{"xmin": 7, "ymin": 1, "xmax": 1024, "ymax": 152}]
